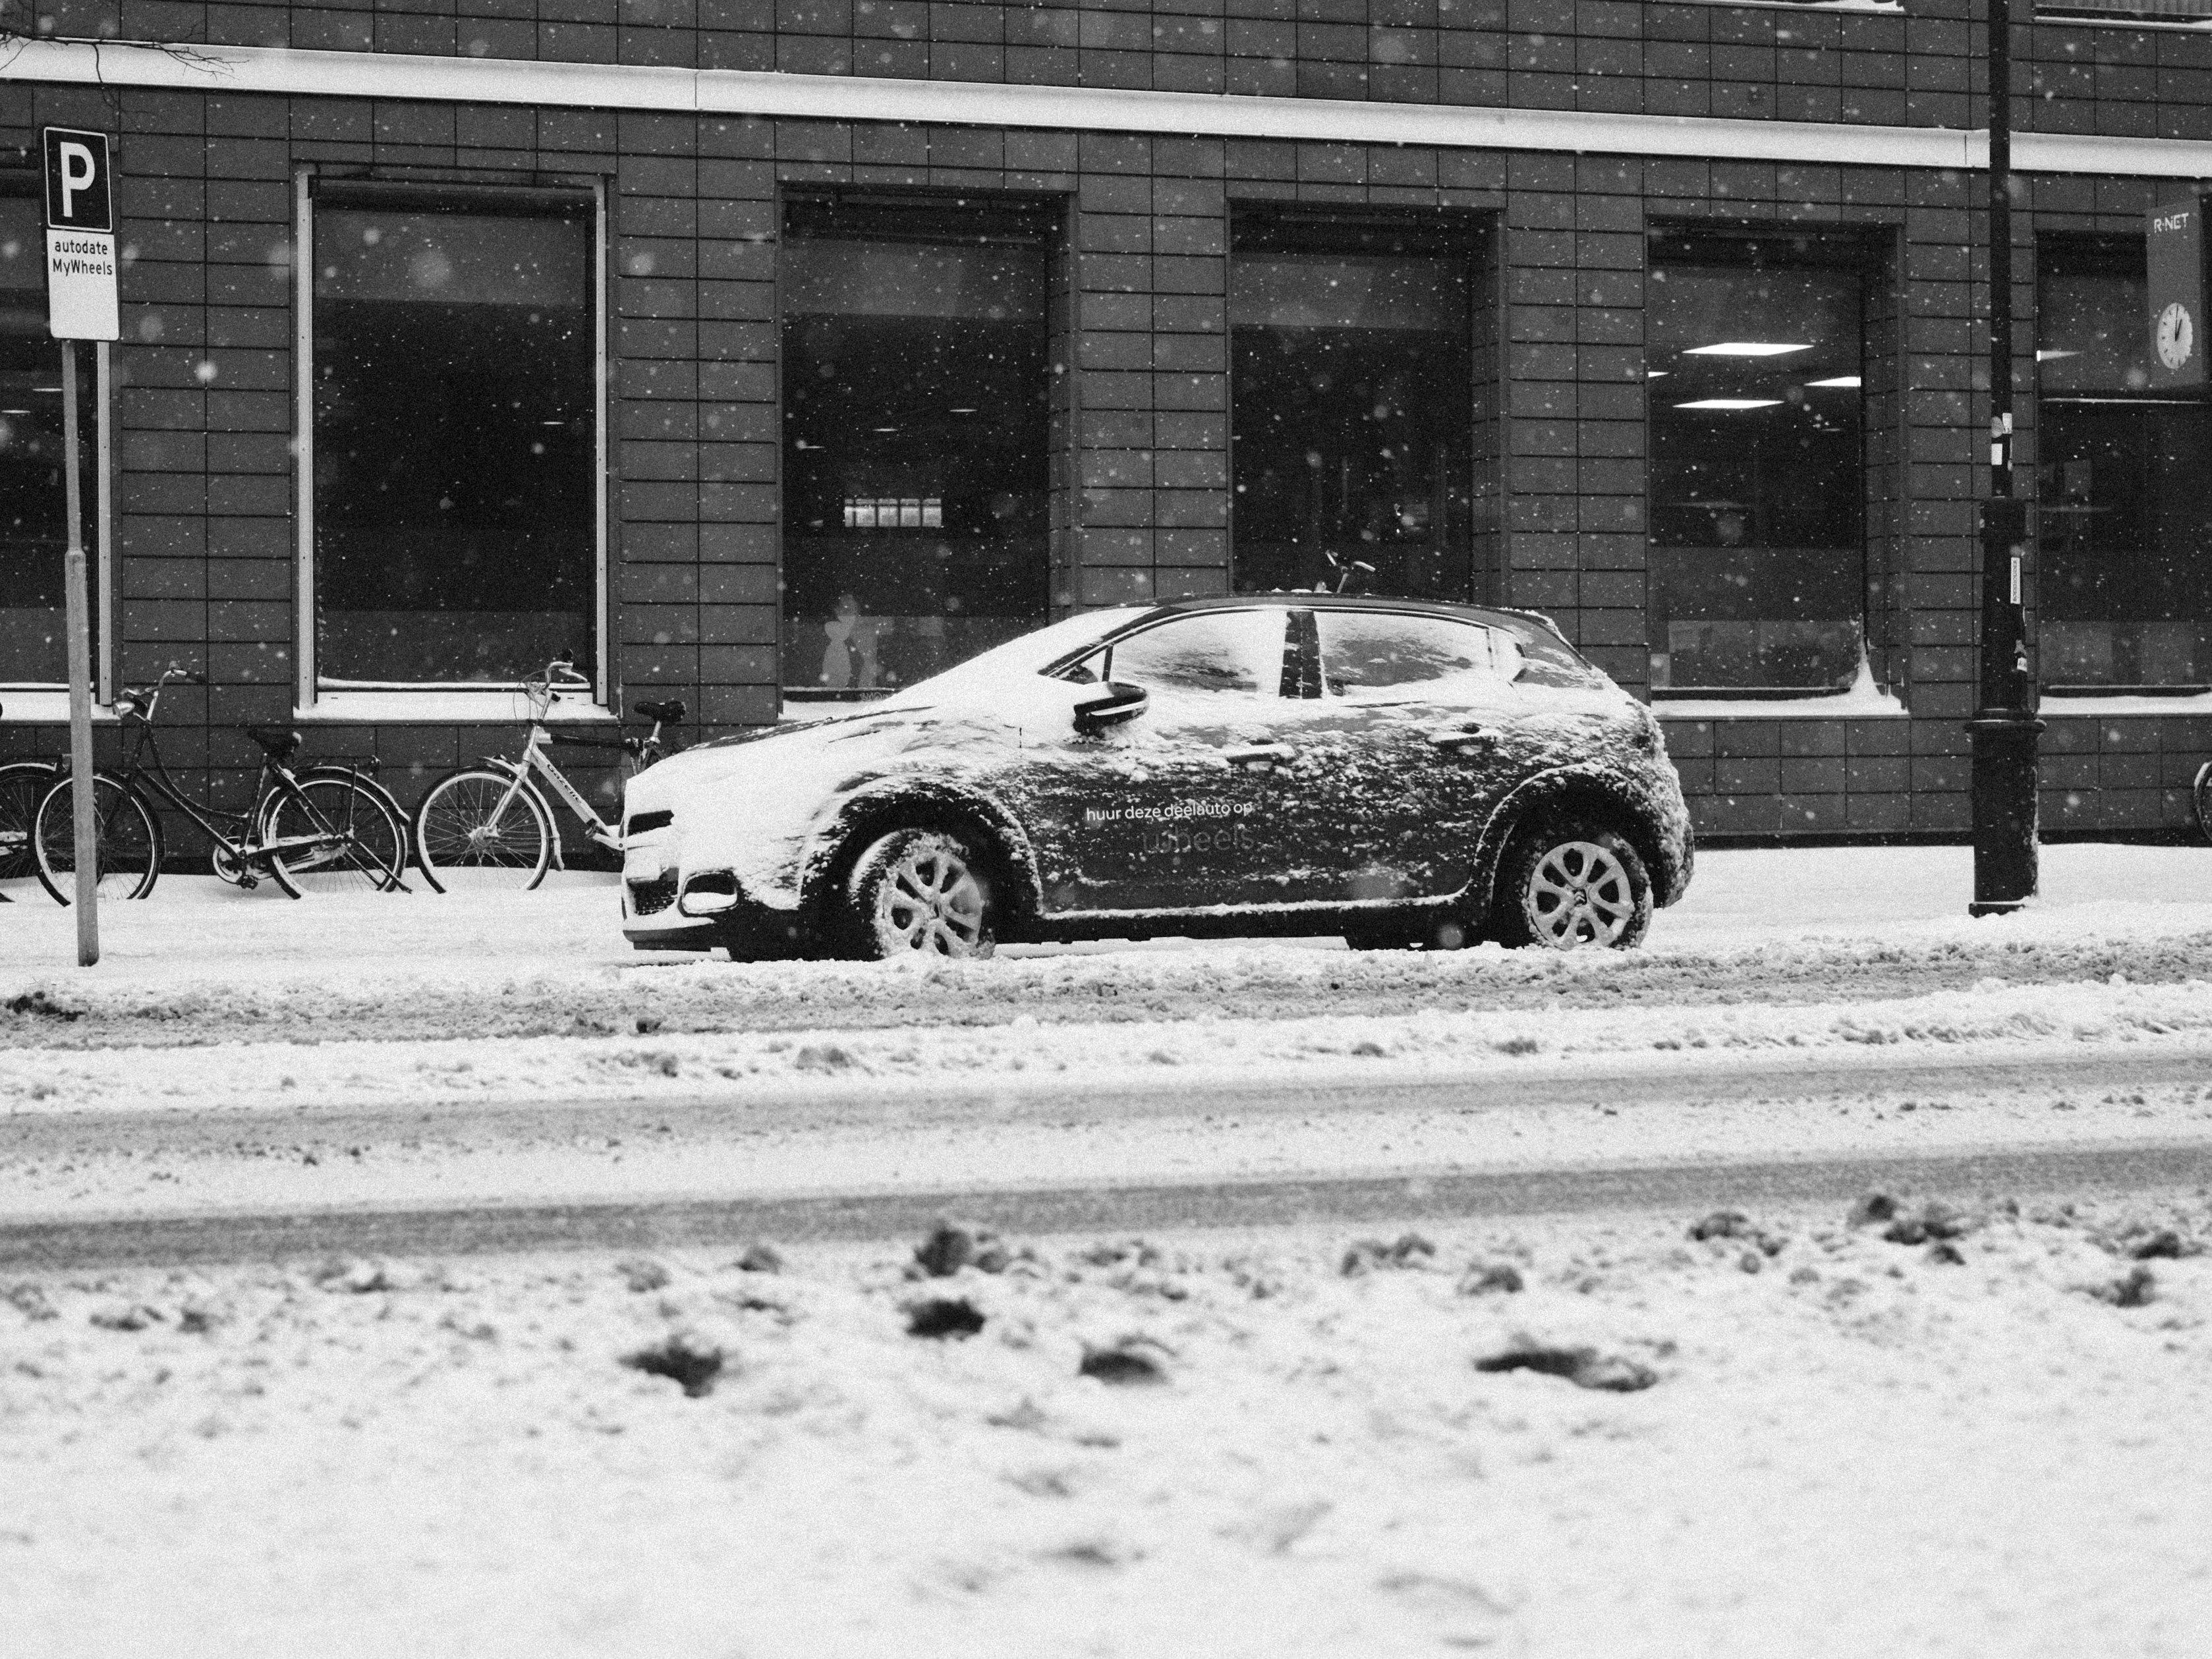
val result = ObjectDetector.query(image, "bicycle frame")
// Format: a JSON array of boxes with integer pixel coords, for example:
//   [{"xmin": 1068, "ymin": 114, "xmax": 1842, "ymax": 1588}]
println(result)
[
  {"xmin": 103, "ymin": 707, "xmax": 278, "ymax": 862},
  {"xmin": 91, "ymin": 674, "xmax": 405, "ymax": 886},
  {"xmin": 465, "ymin": 683, "xmax": 667, "ymax": 863}
]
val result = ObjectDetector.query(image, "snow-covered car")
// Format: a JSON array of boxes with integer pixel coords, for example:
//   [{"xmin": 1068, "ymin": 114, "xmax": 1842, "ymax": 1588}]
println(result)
[{"xmin": 619, "ymin": 596, "xmax": 1692, "ymax": 959}]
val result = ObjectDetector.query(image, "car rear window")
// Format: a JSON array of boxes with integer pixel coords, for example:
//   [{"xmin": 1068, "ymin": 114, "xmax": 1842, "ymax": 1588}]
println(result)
[
  {"xmin": 1316, "ymin": 611, "xmax": 1508, "ymax": 699},
  {"xmin": 1487, "ymin": 614, "xmax": 1606, "ymax": 689}
]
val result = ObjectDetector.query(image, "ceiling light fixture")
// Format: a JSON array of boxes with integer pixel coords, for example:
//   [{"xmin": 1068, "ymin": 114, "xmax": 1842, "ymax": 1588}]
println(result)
[
  {"xmin": 1684, "ymin": 342, "xmax": 1813, "ymax": 357},
  {"xmin": 1674, "ymin": 399, "xmax": 1784, "ymax": 410},
  {"xmin": 1805, "ymin": 376, "xmax": 1862, "ymax": 388},
  {"xmin": 2035, "ymin": 349, "xmax": 2080, "ymax": 362}
]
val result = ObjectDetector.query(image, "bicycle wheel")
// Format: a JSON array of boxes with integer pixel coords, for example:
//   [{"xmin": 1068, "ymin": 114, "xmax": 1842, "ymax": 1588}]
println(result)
[
  {"xmin": 412, "ymin": 766, "xmax": 553, "ymax": 893},
  {"xmin": 34, "ymin": 772, "xmax": 163, "ymax": 904},
  {"xmin": 1, "ymin": 760, "xmax": 57, "ymax": 888},
  {"xmin": 304, "ymin": 766, "xmax": 411, "ymax": 872},
  {"xmin": 258, "ymin": 773, "xmax": 407, "ymax": 897}
]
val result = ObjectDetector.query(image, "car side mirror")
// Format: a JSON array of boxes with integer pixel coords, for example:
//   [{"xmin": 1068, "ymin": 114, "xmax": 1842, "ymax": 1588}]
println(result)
[{"xmin": 1072, "ymin": 680, "xmax": 1148, "ymax": 734}]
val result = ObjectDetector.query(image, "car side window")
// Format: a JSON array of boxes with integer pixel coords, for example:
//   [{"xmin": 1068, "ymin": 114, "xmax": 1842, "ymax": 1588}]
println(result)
[
  {"xmin": 1315, "ymin": 611, "xmax": 1508, "ymax": 700},
  {"xmin": 1106, "ymin": 611, "xmax": 1290, "ymax": 696}
]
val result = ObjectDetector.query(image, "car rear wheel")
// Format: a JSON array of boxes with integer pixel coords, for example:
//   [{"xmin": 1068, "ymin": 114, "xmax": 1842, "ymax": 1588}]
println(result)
[
  {"xmin": 845, "ymin": 828, "xmax": 997, "ymax": 961},
  {"xmin": 1491, "ymin": 819, "xmax": 1651, "ymax": 950}
]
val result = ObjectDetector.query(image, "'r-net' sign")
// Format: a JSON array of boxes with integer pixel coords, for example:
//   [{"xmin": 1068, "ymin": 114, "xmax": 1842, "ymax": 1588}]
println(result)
[{"xmin": 42, "ymin": 127, "xmax": 119, "ymax": 341}]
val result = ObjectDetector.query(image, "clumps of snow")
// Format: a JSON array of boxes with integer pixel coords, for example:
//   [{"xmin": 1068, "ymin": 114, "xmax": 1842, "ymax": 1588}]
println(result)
[
  {"xmin": 906, "ymin": 1297, "xmax": 987, "ymax": 1340},
  {"xmin": 621, "ymin": 1334, "xmax": 725, "ymax": 1397},
  {"xmin": 615, "ymin": 1258, "xmax": 671, "ymax": 1293},
  {"xmin": 88, "ymin": 1301, "xmax": 164, "ymax": 1333},
  {"xmin": 1077, "ymin": 1341, "xmax": 1170, "ymax": 1387},
  {"xmin": 733, "ymin": 1242, "xmax": 785, "ymax": 1274},
  {"xmin": 1846, "ymin": 1192, "xmax": 1978, "ymax": 1247},
  {"xmin": 1473, "ymin": 1341, "xmax": 1658, "ymax": 1394},
  {"xmin": 1340, "ymin": 1232, "xmax": 1436, "ymax": 1276},
  {"xmin": 4, "ymin": 990, "xmax": 80, "ymax": 1022},
  {"xmin": 1456, "ymin": 1263, "xmax": 1524, "ymax": 1296},
  {"xmin": 5, "ymin": 1283, "xmax": 56, "ymax": 1322},
  {"xmin": 2086, "ymin": 1266, "xmax": 2160, "ymax": 1309},
  {"xmin": 911, "ymin": 1220, "xmax": 1025, "ymax": 1278},
  {"xmin": 313, "ymin": 1258, "xmax": 410, "ymax": 1295}
]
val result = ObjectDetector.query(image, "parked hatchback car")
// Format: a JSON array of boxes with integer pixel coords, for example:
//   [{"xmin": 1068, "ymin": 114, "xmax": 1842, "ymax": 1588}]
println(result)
[{"xmin": 619, "ymin": 596, "xmax": 1692, "ymax": 959}]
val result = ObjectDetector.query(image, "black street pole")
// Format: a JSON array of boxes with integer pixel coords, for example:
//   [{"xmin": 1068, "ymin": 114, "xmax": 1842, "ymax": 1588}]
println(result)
[{"xmin": 1968, "ymin": 0, "xmax": 2043, "ymax": 916}]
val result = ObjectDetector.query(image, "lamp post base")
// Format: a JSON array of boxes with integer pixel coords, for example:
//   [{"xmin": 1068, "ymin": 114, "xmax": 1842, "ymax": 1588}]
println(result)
[{"xmin": 1968, "ymin": 710, "xmax": 2045, "ymax": 916}]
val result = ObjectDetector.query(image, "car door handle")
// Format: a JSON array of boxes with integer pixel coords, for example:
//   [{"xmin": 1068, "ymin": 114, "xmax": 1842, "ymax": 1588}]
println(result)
[
  {"xmin": 1223, "ymin": 742, "xmax": 1294, "ymax": 772},
  {"xmin": 1427, "ymin": 723, "xmax": 1500, "ymax": 753}
]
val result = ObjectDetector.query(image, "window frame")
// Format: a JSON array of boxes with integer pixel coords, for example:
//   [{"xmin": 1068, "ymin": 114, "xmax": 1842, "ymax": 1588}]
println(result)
[
  {"xmin": 0, "ymin": 165, "xmax": 113, "ymax": 719},
  {"xmin": 2033, "ymin": 230, "xmax": 2212, "ymax": 697},
  {"xmin": 776, "ymin": 188, "xmax": 1061, "ymax": 708},
  {"xmin": 292, "ymin": 171, "xmax": 611, "ymax": 721},
  {"xmin": 1644, "ymin": 223, "xmax": 1885, "ymax": 702},
  {"xmin": 1226, "ymin": 205, "xmax": 1489, "ymax": 607}
]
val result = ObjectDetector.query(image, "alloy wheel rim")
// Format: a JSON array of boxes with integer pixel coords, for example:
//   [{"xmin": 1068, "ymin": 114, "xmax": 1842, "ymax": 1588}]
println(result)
[
  {"xmin": 874, "ymin": 845, "xmax": 986, "ymax": 955},
  {"xmin": 1527, "ymin": 840, "xmax": 1634, "ymax": 947}
]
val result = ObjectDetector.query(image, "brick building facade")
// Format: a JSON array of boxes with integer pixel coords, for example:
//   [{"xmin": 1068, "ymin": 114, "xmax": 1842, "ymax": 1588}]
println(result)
[{"xmin": 2, "ymin": 0, "xmax": 2209, "ymax": 860}]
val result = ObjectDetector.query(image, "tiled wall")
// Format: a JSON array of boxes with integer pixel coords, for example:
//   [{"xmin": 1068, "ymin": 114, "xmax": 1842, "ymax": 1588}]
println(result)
[{"xmin": 5, "ymin": 4, "xmax": 2211, "ymax": 847}]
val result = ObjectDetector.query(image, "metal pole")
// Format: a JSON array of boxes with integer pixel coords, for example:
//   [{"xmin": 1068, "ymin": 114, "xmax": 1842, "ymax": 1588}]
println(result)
[
  {"xmin": 1969, "ymin": 0, "xmax": 2043, "ymax": 916},
  {"xmin": 61, "ymin": 336, "xmax": 99, "ymax": 963}
]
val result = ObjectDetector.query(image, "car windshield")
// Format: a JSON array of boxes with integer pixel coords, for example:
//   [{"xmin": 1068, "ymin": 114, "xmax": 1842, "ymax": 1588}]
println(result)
[{"xmin": 879, "ymin": 607, "xmax": 1152, "ymax": 703}]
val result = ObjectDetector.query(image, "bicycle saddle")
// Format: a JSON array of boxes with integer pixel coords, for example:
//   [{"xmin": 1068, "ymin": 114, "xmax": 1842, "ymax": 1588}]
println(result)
[
  {"xmin": 634, "ymin": 699, "xmax": 686, "ymax": 725},
  {"xmin": 244, "ymin": 725, "xmax": 302, "ymax": 761}
]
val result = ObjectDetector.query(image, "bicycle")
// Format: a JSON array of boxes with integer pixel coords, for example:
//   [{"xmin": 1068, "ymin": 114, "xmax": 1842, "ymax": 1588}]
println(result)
[
  {"xmin": 30, "ymin": 663, "xmax": 410, "ymax": 903},
  {"xmin": 411, "ymin": 660, "xmax": 683, "ymax": 891}
]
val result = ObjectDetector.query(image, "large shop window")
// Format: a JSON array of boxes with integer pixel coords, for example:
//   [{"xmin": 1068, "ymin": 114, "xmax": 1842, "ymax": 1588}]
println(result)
[
  {"xmin": 781, "ymin": 194, "xmax": 1053, "ymax": 700},
  {"xmin": 2036, "ymin": 237, "xmax": 2211, "ymax": 692},
  {"xmin": 0, "ymin": 191, "xmax": 101, "ymax": 692},
  {"xmin": 304, "ymin": 183, "xmax": 600, "ymax": 692},
  {"xmin": 1648, "ymin": 233, "xmax": 1869, "ymax": 693},
  {"xmin": 1231, "ymin": 214, "xmax": 1477, "ymax": 600}
]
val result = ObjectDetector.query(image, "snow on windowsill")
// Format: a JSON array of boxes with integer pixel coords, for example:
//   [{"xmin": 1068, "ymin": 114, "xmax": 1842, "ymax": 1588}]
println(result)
[
  {"xmin": 297, "ymin": 689, "xmax": 617, "ymax": 725},
  {"xmin": 1652, "ymin": 658, "xmax": 1908, "ymax": 721},
  {"xmin": 2042, "ymin": 689, "xmax": 2212, "ymax": 717},
  {"xmin": 0, "ymin": 690, "xmax": 120, "ymax": 724}
]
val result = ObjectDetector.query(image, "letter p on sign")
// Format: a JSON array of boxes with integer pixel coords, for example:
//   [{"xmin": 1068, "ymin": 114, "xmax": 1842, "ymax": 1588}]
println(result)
[{"xmin": 42, "ymin": 127, "xmax": 119, "ymax": 341}]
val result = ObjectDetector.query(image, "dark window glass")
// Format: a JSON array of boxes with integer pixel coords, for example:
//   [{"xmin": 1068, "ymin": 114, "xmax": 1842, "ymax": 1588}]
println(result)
[
  {"xmin": 781, "ymin": 196, "xmax": 1052, "ymax": 698},
  {"xmin": 1316, "ymin": 611, "xmax": 1500, "ymax": 699},
  {"xmin": 2036, "ymin": 238, "xmax": 2211, "ymax": 689},
  {"xmin": 0, "ymin": 193, "xmax": 99, "ymax": 686},
  {"xmin": 1107, "ymin": 610, "xmax": 1288, "ymax": 696},
  {"xmin": 1648, "ymin": 239, "xmax": 1867, "ymax": 691},
  {"xmin": 1232, "ymin": 221, "xmax": 1474, "ymax": 600},
  {"xmin": 312, "ymin": 197, "xmax": 596, "ymax": 685}
]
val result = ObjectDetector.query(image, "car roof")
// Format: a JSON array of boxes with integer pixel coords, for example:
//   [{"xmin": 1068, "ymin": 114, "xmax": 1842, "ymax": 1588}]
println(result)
[{"xmin": 1119, "ymin": 593, "xmax": 1570, "ymax": 638}]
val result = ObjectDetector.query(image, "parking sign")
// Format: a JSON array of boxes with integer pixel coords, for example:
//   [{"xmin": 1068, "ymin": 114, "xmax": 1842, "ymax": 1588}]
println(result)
[{"xmin": 42, "ymin": 127, "xmax": 119, "ymax": 341}]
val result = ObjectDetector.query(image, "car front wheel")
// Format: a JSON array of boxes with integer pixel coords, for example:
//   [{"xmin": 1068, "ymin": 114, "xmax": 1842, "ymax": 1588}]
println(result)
[
  {"xmin": 845, "ymin": 828, "xmax": 997, "ymax": 961},
  {"xmin": 1492, "ymin": 819, "xmax": 1652, "ymax": 950}
]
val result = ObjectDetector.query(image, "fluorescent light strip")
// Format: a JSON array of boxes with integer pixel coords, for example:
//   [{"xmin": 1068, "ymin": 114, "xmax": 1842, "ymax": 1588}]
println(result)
[
  {"xmin": 1804, "ymin": 375, "xmax": 1862, "ymax": 387},
  {"xmin": 1684, "ymin": 342, "xmax": 1813, "ymax": 357},
  {"xmin": 1674, "ymin": 399, "xmax": 1784, "ymax": 410}
]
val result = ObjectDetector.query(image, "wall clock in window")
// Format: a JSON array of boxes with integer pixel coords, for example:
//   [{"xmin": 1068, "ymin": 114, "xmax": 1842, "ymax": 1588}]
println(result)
[{"xmin": 2157, "ymin": 300, "xmax": 2195, "ymax": 372}]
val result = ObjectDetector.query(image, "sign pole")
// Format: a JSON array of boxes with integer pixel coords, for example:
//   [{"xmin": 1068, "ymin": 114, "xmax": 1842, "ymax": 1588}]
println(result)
[
  {"xmin": 61, "ymin": 339, "xmax": 98, "ymax": 962},
  {"xmin": 43, "ymin": 125, "xmax": 120, "ymax": 963}
]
